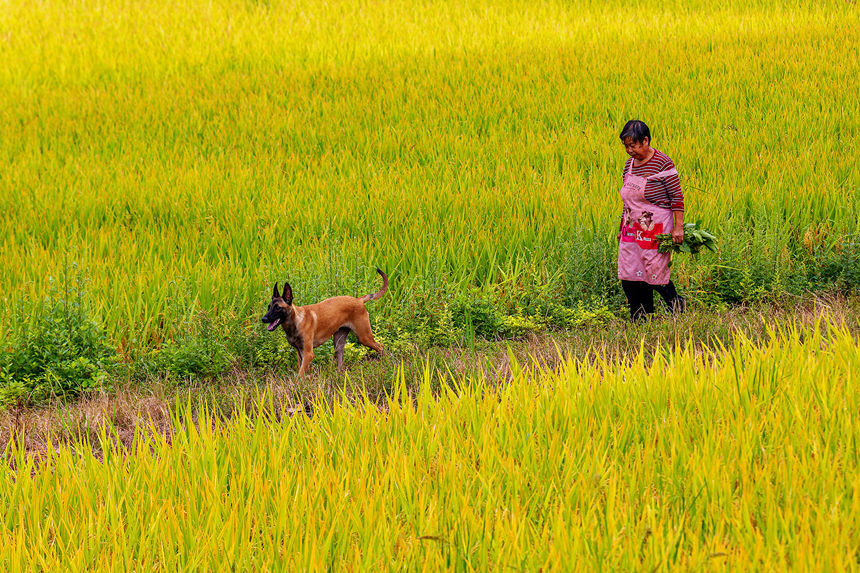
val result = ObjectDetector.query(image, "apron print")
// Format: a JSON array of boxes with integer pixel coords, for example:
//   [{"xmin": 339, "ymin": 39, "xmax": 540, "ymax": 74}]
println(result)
[
  {"xmin": 617, "ymin": 164, "xmax": 677, "ymax": 285},
  {"xmin": 620, "ymin": 205, "xmax": 636, "ymax": 243},
  {"xmin": 633, "ymin": 211, "xmax": 663, "ymax": 250}
]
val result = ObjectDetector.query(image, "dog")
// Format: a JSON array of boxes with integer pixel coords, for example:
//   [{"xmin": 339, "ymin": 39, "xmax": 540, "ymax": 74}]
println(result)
[{"xmin": 261, "ymin": 268, "xmax": 387, "ymax": 376}]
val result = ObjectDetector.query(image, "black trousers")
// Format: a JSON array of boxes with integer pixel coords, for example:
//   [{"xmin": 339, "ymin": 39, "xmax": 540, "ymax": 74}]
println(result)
[{"xmin": 621, "ymin": 280, "xmax": 685, "ymax": 320}]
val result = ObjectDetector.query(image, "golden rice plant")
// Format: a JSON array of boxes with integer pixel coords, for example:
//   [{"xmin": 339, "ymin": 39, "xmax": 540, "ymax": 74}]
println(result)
[{"xmin": 1, "ymin": 321, "xmax": 857, "ymax": 570}]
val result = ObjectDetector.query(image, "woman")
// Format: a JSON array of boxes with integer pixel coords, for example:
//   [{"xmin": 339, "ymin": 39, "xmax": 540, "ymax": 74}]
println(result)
[{"xmin": 617, "ymin": 120, "xmax": 685, "ymax": 320}]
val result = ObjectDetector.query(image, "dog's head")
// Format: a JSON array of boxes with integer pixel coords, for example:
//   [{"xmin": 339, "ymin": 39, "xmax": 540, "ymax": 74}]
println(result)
[{"xmin": 261, "ymin": 282, "xmax": 293, "ymax": 331}]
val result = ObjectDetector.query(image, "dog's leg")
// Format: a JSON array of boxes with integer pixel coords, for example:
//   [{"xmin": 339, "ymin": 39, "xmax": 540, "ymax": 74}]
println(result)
[
  {"xmin": 288, "ymin": 343, "xmax": 303, "ymax": 369},
  {"xmin": 352, "ymin": 319, "xmax": 384, "ymax": 358},
  {"xmin": 333, "ymin": 327, "xmax": 350, "ymax": 371},
  {"xmin": 298, "ymin": 342, "xmax": 314, "ymax": 377}
]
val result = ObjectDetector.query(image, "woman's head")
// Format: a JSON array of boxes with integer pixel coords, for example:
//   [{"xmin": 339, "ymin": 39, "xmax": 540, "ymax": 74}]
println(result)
[{"xmin": 619, "ymin": 120, "xmax": 651, "ymax": 160}]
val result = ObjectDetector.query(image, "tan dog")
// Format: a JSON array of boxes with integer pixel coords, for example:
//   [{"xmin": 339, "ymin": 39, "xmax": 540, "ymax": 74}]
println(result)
[{"xmin": 261, "ymin": 268, "xmax": 387, "ymax": 376}]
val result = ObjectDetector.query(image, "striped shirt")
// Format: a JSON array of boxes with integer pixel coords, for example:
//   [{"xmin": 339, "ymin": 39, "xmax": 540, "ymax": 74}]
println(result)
[{"xmin": 622, "ymin": 149, "xmax": 684, "ymax": 211}]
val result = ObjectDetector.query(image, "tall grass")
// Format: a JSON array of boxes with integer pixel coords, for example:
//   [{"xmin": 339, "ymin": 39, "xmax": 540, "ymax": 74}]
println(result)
[
  {"xmin": 0, "ymin": 0, "xmax": 858, "ymax": 345},
  {"xmin": 2, "ymin": 322, "xmax": 857, "ymax": 570}
]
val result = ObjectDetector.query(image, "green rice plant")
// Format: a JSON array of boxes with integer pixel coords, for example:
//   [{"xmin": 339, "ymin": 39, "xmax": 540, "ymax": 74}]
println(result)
[
  {"xmin": 1, "ymin": 321, "xmax": 857, "ymax": 570},
  {"xmin": 0, "ymin": 0, "xmax": 857, "ymax": 347}
]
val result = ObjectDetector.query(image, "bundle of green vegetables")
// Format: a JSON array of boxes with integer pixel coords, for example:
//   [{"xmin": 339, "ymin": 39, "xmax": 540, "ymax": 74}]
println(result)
[{"xmin": 656, "ymin": 222, "xmax": 717, "ymax": 254}]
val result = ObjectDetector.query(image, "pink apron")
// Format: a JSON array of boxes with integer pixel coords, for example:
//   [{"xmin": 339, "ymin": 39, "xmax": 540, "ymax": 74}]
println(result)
[{"xmin": 617, "ymin": 162, "xmax": 677, "ymax": 285}]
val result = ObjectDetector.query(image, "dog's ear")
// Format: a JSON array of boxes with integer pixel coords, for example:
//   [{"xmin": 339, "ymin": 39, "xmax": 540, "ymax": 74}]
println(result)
[
  {"xmin": 282, "ymin": 282, "xmax": 293, "ymax": 305},
  {"xmin": 272, "ymin": 283, "xmax": 280, "ymax": 299}
]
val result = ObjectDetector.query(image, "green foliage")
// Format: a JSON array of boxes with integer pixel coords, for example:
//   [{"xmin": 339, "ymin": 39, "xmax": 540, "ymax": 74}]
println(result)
[
  {"xmin": 656, "ymin": 222, "xmax": 717, "ymax": 255},
  {"xmin": 139, "ymin": 312, "xmax": 231, "ymax": 380},
  {"xmin": 0, "ymin": 270, "xmax": 117, "ymax": 406},
  {"xmin": 557, "ymin": 230, "xmax": 626, "ymax": 309},
  {"xmin": 536, "ymin": 301, "xmax": 616, "ymax": 329},
  {"xmin": 225, "ymin": 314, "xmax": 290, "ymax": 370},
  {"xmin": 450, "ymin": 290, "xmax": 500, "ymax": 340},
  {"xmin": 672, "ymin": 217, "xmax": 860, "ymax": 305},
  {"xmin": 825, "ymin": 234, "xmax": 860, "ymax": 292}
]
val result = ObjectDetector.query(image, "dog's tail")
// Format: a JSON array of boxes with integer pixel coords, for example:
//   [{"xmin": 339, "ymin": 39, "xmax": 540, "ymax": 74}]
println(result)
[{"xmin": 360, "ymin": 268, "xmax": 388, "ymax": 303}]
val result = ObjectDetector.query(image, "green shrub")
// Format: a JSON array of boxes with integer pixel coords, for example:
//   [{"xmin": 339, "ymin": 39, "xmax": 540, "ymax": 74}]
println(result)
[
  {"xmin": 145, "ymin": 312, "xmax": 231, "ymax": 380},
  {"xmin": 451, "ymin": 290, "xmax": 501, "ymax": 339},
  {"xmin": 225, "ymin": 313, "xmax": 289, "ymax": 369},
  {"xmin": 0, "ymin": 271, "xmax": 117, "ymax": 406},
  {"xmin": 497, "ymin": 314, "xmax": 542, "ymax": 338}
]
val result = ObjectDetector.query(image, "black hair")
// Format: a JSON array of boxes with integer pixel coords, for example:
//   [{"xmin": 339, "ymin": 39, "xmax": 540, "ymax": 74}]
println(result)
[{"xmin": 619, "ymin": 120, "xmax": 650, "ymax": 143}]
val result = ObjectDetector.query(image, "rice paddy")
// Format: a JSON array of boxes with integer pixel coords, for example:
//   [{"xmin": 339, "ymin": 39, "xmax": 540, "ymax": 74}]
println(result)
[
  {"xmin": 2, "ymin": 323, "xmax": 858, "ymax": 570},
  {"xmin": 1, "ymin": 0, "xmax": 858, "ymax": 569},
  {"xmin": 0, "ymin": 0, "xmax": 857, "ymax": 344}
]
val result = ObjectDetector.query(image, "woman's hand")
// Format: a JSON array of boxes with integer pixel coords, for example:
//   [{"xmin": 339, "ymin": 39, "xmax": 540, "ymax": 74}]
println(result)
[{"xmin": 671, "ymin": 211, "xmax": 685, "ymax": 244}]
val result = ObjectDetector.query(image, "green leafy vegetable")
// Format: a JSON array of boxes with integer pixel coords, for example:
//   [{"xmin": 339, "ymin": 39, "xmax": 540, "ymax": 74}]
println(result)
[{"xmin": 656, "ymin": 222, "xmax": 717, "ymax": 255}]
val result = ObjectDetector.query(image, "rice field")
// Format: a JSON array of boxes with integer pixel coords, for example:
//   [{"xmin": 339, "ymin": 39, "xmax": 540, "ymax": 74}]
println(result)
[
  {"xmin": 0, "ymin": 0, "xmax": 858, "ymax": 345},
  {"xmin": 2, "ymin": 322, "xmax": 858, "ymax": 570},
  {"xmin": 1, "ymin": 1, "xmax": 859, "ymax": 569}
]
